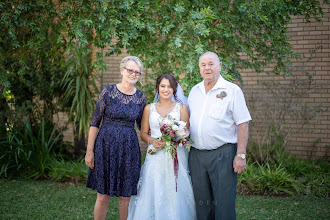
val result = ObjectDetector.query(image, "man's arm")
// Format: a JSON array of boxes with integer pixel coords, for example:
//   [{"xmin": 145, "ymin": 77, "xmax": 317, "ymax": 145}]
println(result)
[{"xmin": 233, "ymin": 122, "xmax": 249, "ymax": 174}]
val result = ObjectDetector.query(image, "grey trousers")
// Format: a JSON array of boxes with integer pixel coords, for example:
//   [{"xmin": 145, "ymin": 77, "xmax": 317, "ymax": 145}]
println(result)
[{"xmin": 188, "ymin": 144, "xmax": 237, "ymax": 220}]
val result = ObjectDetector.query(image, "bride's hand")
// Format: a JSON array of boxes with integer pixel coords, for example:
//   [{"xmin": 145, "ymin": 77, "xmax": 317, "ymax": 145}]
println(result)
[{"xmin": 153, "ymin": 139, "xmax": 165, "ymax": 150}]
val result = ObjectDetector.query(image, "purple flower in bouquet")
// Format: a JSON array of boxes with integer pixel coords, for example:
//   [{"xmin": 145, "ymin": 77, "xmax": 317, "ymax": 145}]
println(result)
[
  {"xmin": 160, "ymin": 124, "xmax": 167, "ymax": 131},
  {"xmin": 169, "ymin": 130, "xmax": 176, "ymax": 138}
]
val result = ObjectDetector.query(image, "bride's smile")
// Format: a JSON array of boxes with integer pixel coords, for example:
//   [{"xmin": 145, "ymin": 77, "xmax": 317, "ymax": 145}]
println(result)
[{"xmin": 158, "ymin": 78, "xmax": 173, "ymax": 100}]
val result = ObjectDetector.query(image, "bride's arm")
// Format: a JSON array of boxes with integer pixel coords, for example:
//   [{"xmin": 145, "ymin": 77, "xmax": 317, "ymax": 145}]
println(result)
[
  {"xmin": 141, "ymin": 104, "xmax": 151, "ymax": 144},
  {"xmin": 180, "ymin": 104, "xmax": 190, "ymax": 129},
  {"xmin": 141, "ymin": 104, "xmax": 165, "ymax": 149}
]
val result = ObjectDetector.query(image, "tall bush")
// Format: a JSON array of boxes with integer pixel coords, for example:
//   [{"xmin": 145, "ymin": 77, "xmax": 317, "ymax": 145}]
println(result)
[
  {"xmin": 60, "ymin": 43, "xmax": 99, "ymax": 155},
  {"xmin": 0, "ymin": 116, "xmax": 64, "ymax": 179},
  {"xmin": 0, "ymin": 1, "xmax": 67, "ymax": 141}
]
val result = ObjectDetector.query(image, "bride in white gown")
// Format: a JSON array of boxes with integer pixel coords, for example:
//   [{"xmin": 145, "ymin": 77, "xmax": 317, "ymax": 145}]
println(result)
[{"xmin": 128, "ymin": 74, "xmax": 196, "ymax": 220}]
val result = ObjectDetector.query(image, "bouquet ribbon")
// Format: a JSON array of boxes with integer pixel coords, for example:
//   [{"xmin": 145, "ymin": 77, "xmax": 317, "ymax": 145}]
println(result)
[{"xmin": 174, "ymin": 149, "xmax": 178, "ymax": 192}]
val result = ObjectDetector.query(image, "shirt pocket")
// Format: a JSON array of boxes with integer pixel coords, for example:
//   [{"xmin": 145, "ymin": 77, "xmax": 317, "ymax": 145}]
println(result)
[{"xmin": 209, "ymin": 103, "xmax": 226, "ymax": 120}]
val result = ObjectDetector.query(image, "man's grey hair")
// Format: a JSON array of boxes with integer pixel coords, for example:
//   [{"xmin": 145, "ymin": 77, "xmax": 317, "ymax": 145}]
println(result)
[
  {"xmin": 199, "ymin": 51, "xmax": 220, "ymax": 65},
  {"xmin": 120, "ymin": 56, "xmax": 143, "ymax": 74}
]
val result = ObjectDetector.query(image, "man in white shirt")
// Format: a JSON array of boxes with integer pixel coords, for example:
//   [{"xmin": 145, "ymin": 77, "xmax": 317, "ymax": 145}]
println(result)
[{"xmin": 188, "ymin": 52, "xmax": 252, "ymax": 220}]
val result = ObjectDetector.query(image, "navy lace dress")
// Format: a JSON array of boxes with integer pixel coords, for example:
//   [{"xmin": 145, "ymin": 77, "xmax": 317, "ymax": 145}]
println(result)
[{"xmin": 86, "ymin": 84, "xmax": 146, "ymax": 197}]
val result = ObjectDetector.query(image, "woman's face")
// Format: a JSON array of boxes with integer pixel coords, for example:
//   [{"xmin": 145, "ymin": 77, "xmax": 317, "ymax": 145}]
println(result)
[
  {"xmin": 158, "ymin": 78, "xmax": 173, "ymax": 100},
  {"xmin": 121, "ymin": 60, "xmax": 141, "ymax": 84}
]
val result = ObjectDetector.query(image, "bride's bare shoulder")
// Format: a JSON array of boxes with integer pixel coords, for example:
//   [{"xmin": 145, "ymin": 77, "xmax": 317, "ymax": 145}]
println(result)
[
  {"xmin": 144, "ymin": 104, "xmax": 151, "ymax": 112},
  {"xmin": 180, "ymin": 103, "xmax": 188, "ymax": 111}
]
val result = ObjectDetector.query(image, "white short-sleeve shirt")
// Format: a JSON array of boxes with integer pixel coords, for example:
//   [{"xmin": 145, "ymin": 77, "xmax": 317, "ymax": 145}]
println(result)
[{"xmin": 188, "ymin": 76, "xmax": 252, "ymax": 150}]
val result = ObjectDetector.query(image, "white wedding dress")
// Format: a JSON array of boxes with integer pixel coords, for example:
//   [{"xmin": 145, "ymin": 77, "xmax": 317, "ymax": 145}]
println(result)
[{"xmin": 128, "ymin": 103, "xmax": 196, "ymax": 220}]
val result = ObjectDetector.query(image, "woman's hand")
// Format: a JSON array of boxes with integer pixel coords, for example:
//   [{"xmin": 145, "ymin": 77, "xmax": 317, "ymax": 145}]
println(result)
[
  {"xmin": 153, "ymin": 139, "xmax": 165, "ymax": 151},
  {"xmin": 85, "ymin": 151, "xmax": 95, "ymax": 169}
]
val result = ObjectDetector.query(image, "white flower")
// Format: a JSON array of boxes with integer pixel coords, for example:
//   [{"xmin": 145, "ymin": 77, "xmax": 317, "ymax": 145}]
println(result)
[
  {"xmin": 160, "ymin": 116, "xmax": 174, "ymax": 127},
  {"xmin": 178, "ymin": 120, "xmax": 186, "ymax": 129},
  {"xmin": 172, "ymin": 125, "xmax": 179, "ymax": 131},
  {"xmin": 166, "ymin": 142, "xmax": 171, "ymax": 146},
  {"xmin": 176, "ymin": 127, "xmax": 189, "ymax": 139}
]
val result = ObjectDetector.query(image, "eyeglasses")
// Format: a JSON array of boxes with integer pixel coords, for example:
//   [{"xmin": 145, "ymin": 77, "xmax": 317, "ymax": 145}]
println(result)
[{"xmin": 124, "ymin": 67, "xmax": 141, "ymax": 76}]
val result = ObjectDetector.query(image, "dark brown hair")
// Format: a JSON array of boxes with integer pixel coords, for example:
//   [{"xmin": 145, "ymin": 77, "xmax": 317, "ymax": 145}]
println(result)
[{"xmin": 155, "ymin": 73, "xmax": 179, "ymax": 101}]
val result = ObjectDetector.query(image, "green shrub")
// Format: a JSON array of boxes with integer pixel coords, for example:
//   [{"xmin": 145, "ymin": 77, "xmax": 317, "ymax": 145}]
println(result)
[
  {"xmin": 237, "ymin": 161, "xmax": 261, "ymax": 194},
  {"xmin": 48, "ymin": 159, "xmax": 88, "ymax": 182},
  {"xmin": 238, "ymin": 162, "xmax": 296, "ymax": 196},
  {"xmin": 257, "ymin": 163, "xmax": 296, "ymax": 195},
  {"xmin": 279, "ymin": 154, "xmax": 330, "ymax": 197},
  {"xmin": 238, "ymin": 154, "xmax": 329, "ymax": 197},
  {"xmin": 295, "ymin": 174, "xmax": 329, "ymax": 197},
  {"xmin": 0, "ymin": 116, "xmax": 63, "ymax": 179},
  {"xmin": 141, "ymin": 152, "xmax": 147, "ymax": 165}
]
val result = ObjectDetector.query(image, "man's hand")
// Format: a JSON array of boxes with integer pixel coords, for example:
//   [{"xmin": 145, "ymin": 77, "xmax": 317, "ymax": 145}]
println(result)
[{"xmin": 233, "ymin": 156, "xmax": 246, "ymax": 174}]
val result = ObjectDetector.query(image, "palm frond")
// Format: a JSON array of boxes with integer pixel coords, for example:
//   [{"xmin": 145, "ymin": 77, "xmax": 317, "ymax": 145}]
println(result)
[{"xmin": 61, "ymin": 43, "xmax": 99, "ymax": 137}]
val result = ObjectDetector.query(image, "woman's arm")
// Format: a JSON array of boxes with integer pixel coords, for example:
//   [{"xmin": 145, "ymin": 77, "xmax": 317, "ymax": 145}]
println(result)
[
  {"xmin": 180, "ymin": 104, "xmax": 190, "ymax": 129},
  {"xmin": 140, "ymin": 104, "xmax": 151, "ymax": 144},
  {"xmin": 136, "ymin": 93, "xmax": 147, "ymax": 130},
  {"xmin": 85, "ymin": 88, "xmax": 107, "ymax": 169},
  {"xmin": 85, "ymin": 126, "xmax": 99, "ymax": 169}
]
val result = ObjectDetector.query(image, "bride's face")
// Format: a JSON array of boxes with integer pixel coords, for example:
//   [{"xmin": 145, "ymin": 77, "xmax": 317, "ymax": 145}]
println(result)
[{"xmin": 158, "ymin": 78, "xmax": 173, "ymax": 100}]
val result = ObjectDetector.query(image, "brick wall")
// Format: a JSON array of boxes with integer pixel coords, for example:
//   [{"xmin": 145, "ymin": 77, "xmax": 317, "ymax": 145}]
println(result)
[{"xmin": 239, "ymin": 4, "xmax": 329, "ymax": 159}]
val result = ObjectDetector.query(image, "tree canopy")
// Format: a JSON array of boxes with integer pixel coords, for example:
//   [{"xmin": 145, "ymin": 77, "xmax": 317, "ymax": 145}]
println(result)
[{"xmin": 0, "ymin": 0, "xmax": 327, "ymax": 136}]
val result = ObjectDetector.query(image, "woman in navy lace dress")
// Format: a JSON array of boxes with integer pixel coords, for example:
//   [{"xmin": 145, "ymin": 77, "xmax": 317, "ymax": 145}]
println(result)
[{"xmin": 85, "ymin": 56, "xmax": 146, "ymax": 220}]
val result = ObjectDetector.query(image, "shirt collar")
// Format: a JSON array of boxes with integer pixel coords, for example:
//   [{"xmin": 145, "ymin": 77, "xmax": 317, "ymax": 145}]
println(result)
[{"xmin": 197, "ymin": 75, "xmax": 227, "ymax": 94}]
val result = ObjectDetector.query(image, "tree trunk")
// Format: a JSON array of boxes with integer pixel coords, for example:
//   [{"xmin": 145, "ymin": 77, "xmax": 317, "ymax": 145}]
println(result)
[{"xmin": 73, "ymin": 123, "xmax": 85, "ymax": 157}]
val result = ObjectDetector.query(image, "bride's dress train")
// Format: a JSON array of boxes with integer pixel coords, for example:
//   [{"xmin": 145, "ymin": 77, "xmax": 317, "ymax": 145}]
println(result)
[{"xmin": 128, "ymin": 103, "xmax": 196, "ymax": 220}]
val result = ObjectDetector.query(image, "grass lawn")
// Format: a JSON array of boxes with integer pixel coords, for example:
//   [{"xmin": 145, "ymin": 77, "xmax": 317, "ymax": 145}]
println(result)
[{"xmin": 0, "ymin": 179, "xmax": 329, "ymax": 220}]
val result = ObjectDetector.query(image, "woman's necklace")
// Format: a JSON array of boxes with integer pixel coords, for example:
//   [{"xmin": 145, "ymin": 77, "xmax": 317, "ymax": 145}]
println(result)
[
  {"xmin": 156, "ymin": 101, "xmax": 176, "ymax": 108},
  {"xmin": 118, "ymin": 83, "xmax": 135, "ymax": 95}
]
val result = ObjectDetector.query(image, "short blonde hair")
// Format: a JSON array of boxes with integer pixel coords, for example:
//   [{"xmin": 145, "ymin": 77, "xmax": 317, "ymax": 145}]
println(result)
[{"xmin": 120, "ymin": 56, "xmax": 143, "ymax": 74}]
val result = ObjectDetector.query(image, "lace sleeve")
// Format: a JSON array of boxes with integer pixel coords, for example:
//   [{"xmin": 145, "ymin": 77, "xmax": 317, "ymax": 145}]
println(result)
[
  {"xmin": 136, "ymin": 94, "xmax": 146, "ymax": 130},
  {"xmin": 90, "ymin": 87, "xmax": 108, "ymax": 128}
]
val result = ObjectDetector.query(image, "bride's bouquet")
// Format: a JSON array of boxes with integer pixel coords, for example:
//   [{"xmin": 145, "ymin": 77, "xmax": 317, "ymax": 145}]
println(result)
[{"xmin": 148, "ymin": 115, "xmax": 192, "ymax": 158}]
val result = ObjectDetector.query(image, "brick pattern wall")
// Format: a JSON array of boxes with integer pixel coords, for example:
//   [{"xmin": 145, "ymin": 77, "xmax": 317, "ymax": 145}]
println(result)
[{"xmin": 240, "ymin": 4, "xmax": 329, "ymax": 159}]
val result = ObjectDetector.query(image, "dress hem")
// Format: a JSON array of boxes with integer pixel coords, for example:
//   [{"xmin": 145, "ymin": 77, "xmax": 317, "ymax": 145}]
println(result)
[{"xmin": 86, "ymin": 185, "xmax": 137, "ymax": 197}]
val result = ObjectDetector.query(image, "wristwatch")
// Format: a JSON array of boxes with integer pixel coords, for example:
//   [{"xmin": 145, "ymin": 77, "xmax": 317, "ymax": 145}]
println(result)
[{"xmin": 236, "ymin": 154, "xmax": 246, "ymax": 159}]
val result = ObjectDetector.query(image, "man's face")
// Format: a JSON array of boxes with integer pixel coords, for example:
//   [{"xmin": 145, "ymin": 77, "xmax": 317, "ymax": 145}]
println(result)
[{"xmin": 199, "ymin": 53, "xmax": 222, "ymax": 83}]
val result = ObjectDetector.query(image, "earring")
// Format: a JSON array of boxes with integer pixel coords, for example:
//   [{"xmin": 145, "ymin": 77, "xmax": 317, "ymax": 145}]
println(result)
[{"xmin": 138, "ymin": 80, "xmax": 144, "ymax": 87}]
